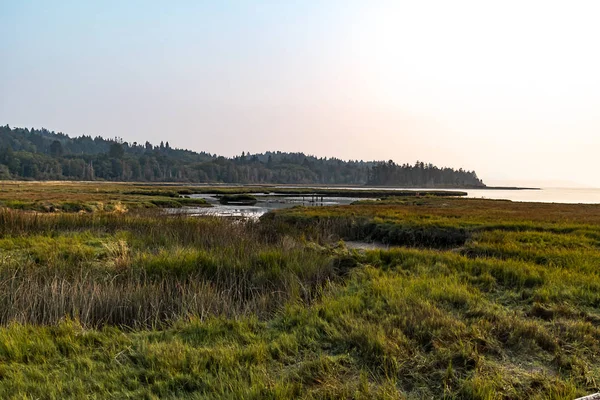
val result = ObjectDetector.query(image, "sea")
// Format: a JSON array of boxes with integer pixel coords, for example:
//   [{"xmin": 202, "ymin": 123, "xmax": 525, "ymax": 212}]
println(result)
[
  {"xmin": 274, "ymin": 186, "xmax": 600, "ymax": 204},
  {"xmin": 460, "ymin": 187, "xmax": 600, "ymax": 204}
]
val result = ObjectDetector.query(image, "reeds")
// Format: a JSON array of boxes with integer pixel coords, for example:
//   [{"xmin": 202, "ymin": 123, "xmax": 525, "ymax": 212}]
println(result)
[{"xmin": 0, "ymin": 210, "xmax": 335, "ymax": 328}]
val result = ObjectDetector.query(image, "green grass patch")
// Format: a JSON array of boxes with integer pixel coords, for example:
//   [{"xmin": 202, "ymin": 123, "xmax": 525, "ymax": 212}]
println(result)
[{"xmin": 0, "ymin": 197, "xmax": 599, "ymax": 397}]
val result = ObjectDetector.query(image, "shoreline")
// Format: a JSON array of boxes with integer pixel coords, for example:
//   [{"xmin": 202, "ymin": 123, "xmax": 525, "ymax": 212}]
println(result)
[{"xmin": 1, "ymin": 180, "xmax": 540, "ymax": 191}]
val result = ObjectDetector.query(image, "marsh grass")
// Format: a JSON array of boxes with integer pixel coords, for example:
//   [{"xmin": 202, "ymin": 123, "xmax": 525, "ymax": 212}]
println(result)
[
  {"xmin": 0, "ymin": 181, "xmax": 463, "ymax": 214},
  {"xmin": 1, "ymin": 193, "xmax": 600, "ymax": 398},
  {"xmin": 0, "ymin": 211, "xmax": 337, "ymax": 328},
  {"xmin": 267, "ymin": 197, "xmax": 600, "ymax": 247},
  {"xmin": 0, "ymin": 181, "xmax": 212, "ymax": 212}
]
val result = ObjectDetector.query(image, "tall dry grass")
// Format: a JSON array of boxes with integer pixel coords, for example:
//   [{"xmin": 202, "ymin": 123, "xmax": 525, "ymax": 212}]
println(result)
[{"xmin": 0, "ymin": 209, "xmax": 337, "ymax": 328}]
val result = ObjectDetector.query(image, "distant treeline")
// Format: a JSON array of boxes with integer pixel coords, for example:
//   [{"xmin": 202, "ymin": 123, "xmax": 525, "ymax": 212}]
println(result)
[{"xmin": 0, "ymin": 125, "xmax": 485, "ymax": 187}]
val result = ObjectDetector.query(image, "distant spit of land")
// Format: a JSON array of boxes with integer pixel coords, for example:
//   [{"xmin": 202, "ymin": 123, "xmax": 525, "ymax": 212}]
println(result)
[{"xmin": 474, "ymin": 186, "xmax": 541, "ymax": 190}]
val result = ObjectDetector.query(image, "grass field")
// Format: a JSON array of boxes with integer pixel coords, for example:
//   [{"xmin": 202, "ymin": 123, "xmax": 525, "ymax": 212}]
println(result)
[
  {"xmin": 0, "ymin": 183, "xmax": 599, "ymax": 398},
  {"xmin": 0, "ymin": 181, "xmax": 212, "ymax": 212},
  {"xmin": 0, "ymin": 181, "xmax": 467, "ymax": 213}
]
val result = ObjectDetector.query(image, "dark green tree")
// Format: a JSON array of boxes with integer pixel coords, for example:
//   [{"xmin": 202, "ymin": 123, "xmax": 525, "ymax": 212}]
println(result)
[
  {"xmin": 109, "ymin": 143, "xmax": 124, "ymax": 159},
  {"xmin": 50, "ymin": 140, "xmax": 63, "ymax": 157}
]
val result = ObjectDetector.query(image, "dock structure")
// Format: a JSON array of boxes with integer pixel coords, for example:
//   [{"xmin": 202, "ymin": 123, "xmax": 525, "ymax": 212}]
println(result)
[{"xmin": 301, "ymin": 194, "xmax": 325, "ymax": 205}]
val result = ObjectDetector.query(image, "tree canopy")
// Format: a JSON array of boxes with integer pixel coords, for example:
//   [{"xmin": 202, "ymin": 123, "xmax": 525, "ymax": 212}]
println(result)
[{"xmin": 0, "ymin": 125, "xmax": 485, "ymax": 187}]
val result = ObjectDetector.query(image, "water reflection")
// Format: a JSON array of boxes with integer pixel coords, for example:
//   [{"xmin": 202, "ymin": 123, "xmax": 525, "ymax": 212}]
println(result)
[{"xmin": 169, "ymin": 194, "xmax": 372, "ymax": 218}]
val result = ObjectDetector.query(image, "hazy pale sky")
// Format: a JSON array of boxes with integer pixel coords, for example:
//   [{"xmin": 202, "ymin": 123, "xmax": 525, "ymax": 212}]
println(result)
[{"xmin": 2, "ymin": 1, "xmax": 599, "ymax": 186}]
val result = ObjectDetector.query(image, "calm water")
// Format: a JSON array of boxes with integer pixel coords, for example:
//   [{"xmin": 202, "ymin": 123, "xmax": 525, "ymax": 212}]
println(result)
[
  {"xmin": 174, "ymin": 187, "xmax": 600, "ymax": 218},
  {"xmin": 274, "ymin": 186, "xmax": 600, "ymax": 204},
  {"xmin": 464, "ymin": 187, "xmax": 600, "ymax": 204},
  {"xmin": 175, "ymin": 194, "xmax": 374, "ymax": 218}
]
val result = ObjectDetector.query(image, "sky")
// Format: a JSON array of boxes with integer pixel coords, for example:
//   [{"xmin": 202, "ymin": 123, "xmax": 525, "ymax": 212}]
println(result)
[{"xmin": 1, "ymin": 1, "xmax": 599, "ymax": 187}]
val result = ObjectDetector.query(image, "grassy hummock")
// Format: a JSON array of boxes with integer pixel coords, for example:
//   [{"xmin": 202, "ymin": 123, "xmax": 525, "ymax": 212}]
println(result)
[{"xmin": 218, "ymin": 194, "xmax": 258, "ymax": 205}]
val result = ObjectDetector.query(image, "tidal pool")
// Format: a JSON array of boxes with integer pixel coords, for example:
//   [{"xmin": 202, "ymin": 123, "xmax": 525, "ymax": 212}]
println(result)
[{"xmin": 168, "ymin": 194, "xmax": 372, "ymax": 218}]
